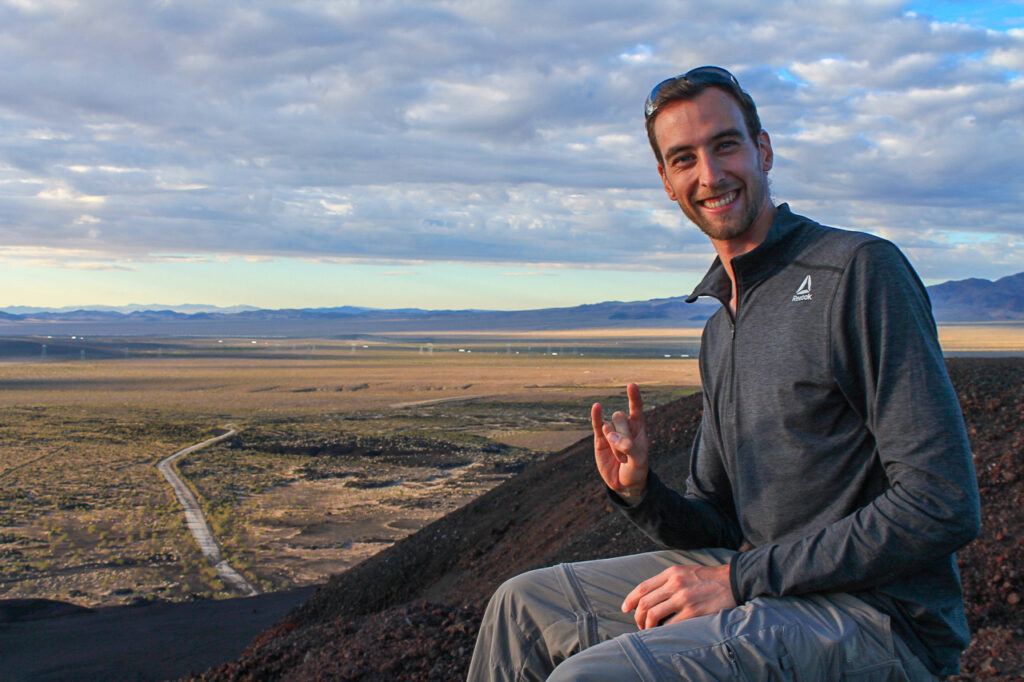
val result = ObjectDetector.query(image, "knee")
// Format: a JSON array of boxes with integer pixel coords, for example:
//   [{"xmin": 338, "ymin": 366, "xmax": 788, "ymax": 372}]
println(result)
[
  {"xmin": 489, "ymin": 566, "xmax": 554, "ymax": 610},
  {"xmin": 547, "ymin": 643, "xmax": 635, "ymax": 682},
  {"xmin": 548, "ymin": 655, "xmax": 594, "ymax": 682},
  {"xmin": 481, "ymin": 565, "xmax": 569, "ymax": 637},
  {"xmin": 546, "ymin": 658, "xmax": 578, "ymax": 682}
]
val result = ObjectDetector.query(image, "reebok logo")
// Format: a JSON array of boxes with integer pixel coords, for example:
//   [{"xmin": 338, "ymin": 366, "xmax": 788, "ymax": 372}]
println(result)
[{"xmin": 792, "ymin": 275, "xmax": 813, "ymax": 302}]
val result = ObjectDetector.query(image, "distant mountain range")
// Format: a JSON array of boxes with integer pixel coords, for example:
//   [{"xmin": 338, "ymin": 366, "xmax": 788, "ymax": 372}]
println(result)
[
  {"xmin": 0, "ymin": 298, "xmax": 724, "ymax": 337},
  {"xmin": 926, "ymin": 272, "xmax": 1024, "ymax": 322},
  {"xmin": 0, "ymin": 272, "xmax": 1020, "ymax": 337},
  {"xmin": 0, "ymin": 303, "xmax": 263, "ymax": 315}
]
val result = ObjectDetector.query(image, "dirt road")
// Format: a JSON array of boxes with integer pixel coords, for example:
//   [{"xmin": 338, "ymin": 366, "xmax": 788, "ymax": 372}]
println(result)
[{"xmin": 156, "ymin": 426, "xmax": 258, "ymax": 596}]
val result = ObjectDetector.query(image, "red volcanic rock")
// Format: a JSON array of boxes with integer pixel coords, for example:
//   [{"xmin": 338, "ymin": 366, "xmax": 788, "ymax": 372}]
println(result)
[
  {"xmin": 196, "ymin": 358, "xmax": 1023, "ymax": 681},
  {"xmin": 946, "ymin": 359, "xmax": 1024, "ymax": 680}
]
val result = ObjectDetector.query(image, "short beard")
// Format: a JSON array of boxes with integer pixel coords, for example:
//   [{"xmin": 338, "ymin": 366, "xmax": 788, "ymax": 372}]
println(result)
[{"xmin": 689, "ymin": 176, "xmax": 772, "ymax": 242}]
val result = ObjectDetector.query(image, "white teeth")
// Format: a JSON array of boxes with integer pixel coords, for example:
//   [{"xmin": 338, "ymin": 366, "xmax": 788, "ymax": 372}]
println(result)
[{"xmin": 702, "ymin": 191, "xmax": 737, "ymax": 209}]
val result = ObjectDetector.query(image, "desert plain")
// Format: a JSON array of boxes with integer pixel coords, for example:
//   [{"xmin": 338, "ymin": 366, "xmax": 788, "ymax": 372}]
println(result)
[
  {"xmin": 0, "ymin": 332, "xmax": 707, "ymax": 608},
  {"xmin": 1, "ymin": 324, "xmax": 1021, "ymax": 611}
]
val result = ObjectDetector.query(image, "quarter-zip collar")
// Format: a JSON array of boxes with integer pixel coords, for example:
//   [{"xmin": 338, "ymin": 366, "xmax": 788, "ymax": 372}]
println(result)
[{"xmin": 685, "ymin": 203, "xmax": 806, "ymax": 308}]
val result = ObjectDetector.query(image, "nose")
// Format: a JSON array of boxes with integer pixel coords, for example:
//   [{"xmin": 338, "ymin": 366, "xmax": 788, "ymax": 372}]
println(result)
[{"xmin": 696, "ymin": 151, "xmax": 725, "ymax": 188}]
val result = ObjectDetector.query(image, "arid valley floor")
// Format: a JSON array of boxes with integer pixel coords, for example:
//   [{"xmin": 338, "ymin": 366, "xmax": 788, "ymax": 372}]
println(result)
[
  {"xmin": 1, "ymin": 327, "xmax": 1022, "ymax": 680},
  {"xmin": 0, "ymin": 332, "xmax": 705, "ymax": 607}
]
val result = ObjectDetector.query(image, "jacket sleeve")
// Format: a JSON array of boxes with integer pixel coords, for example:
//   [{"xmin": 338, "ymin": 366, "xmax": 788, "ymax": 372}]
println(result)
[
  {"xmin": 612, "ymin": 391, "xmax": 746, "ymax": 552},
  {"xmin": 730, "ymin": 240, "xmax": 981, "ymax": 601}
]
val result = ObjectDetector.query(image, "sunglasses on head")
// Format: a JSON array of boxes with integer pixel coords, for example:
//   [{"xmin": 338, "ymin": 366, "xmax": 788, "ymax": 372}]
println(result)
[{"xmin": 644, "ymin": 66, "xmax": 741, "ymax": 118}]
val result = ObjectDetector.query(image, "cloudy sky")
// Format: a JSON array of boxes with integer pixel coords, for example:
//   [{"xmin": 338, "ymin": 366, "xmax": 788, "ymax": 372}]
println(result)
[{"xmin": 1, "ymin": 0, "xmax": 1021, "ymax": 311}]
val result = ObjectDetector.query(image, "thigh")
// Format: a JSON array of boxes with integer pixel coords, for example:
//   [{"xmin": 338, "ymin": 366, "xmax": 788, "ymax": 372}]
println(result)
[
  {"xmin": 550, "ymin": 592, "xmax": 917, "ymax": 682},
  {"xmin": 473, "ymin": 547, "xmax": 735, "ymax": 676},
  {"xmin": 559, "ymin": 547, "xmax": 737, "ymax": 644},
  {"xmin": 707, "ymin": 593, "xmax": 913, "ymax": 681}
]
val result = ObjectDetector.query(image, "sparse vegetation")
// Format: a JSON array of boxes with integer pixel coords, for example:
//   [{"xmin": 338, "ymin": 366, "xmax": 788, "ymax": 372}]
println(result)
[
  {"xmin": 14, "ymin": 332, "xmax": 1009, "ymax": 610},
  {"xmin": 0, "ymin": 336, "xmax": 703, "ymax": 607}
]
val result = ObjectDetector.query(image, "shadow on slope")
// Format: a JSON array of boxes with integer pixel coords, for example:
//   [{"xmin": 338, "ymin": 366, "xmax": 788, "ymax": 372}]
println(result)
[
  {"xmin": 195, "ymin": 393, "xmax": 702, "ymax": 680},
  {"xmin": 295, "ymin": 392, "xmax": 702, "ymax": 624},
  {"xmin": 200, "ymin": 359, "xmax": 1023, "ymax": 681}
]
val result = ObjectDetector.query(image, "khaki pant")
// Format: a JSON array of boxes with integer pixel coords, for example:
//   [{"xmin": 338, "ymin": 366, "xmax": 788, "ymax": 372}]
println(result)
[{"xmin": 467, "ymin": 549, "xmax": 937, "ymax": 681}]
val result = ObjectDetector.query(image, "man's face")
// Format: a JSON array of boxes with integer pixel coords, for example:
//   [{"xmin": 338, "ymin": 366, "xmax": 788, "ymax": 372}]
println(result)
[{"xmin": 653, "ymin": 88, "xmax": 773, "ymax": 243}]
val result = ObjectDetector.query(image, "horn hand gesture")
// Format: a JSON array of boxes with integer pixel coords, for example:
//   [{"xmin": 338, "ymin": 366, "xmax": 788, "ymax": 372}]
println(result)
[{"xmin": 592, "ymin": 383, "xmax": 649, "ymax": 504}]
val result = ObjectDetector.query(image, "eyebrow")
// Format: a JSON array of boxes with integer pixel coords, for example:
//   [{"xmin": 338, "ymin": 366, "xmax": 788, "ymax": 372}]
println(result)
[{"xmin": 663, "ymin": 127, "xmax": 746, "ymax": 160}]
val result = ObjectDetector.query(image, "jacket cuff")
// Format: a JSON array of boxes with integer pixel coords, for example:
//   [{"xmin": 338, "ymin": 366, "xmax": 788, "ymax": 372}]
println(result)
[
  {"xmin": 728, "ymin": 551, "xmax": 746, "ymax": 605},
  {"xmin": 606, "ymin": 470, "xmax": 665, "ymax": 510}
]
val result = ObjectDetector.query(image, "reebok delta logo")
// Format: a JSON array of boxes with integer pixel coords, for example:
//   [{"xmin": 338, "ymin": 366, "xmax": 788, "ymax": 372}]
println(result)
[{"xmin": 792, "ymin": 275, "xmax": 813, "ymax": 302}]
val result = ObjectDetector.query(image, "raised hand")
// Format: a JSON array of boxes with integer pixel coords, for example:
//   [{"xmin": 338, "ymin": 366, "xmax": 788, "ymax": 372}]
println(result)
[{"xmin": 592, "ymin": 383, "xmax": 649, "ymax": 504}]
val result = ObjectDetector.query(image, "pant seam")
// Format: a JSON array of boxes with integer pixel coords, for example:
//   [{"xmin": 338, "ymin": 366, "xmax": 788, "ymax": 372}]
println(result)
[
  {"xmin": 616, "ymin": 631, "xmax": 670, "ymax": 682},
  {"xmin": 509, "ymin": 611, "xmax": 578, "ymax": 682},
  {"xmin": 556, "ymin": 562, "xmax": 600, "ymax": 648}
]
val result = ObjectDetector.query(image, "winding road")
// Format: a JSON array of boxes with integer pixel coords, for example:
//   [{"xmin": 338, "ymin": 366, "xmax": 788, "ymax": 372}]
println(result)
[{"xmin": 157, "ymin": 425, "xmax": 259, "ymax": 596}]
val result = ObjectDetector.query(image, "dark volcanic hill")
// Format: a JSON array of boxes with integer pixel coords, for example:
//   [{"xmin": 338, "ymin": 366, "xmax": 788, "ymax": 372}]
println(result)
[{"xmin": 196, "ymin": 357, "xmax": 1023, "ymax": 681}]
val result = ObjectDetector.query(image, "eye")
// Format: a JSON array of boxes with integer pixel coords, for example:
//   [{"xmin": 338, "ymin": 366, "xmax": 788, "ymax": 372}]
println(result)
[{"xmin": 670, "ymin": 152, "xmax": 695, "ymax": 167}]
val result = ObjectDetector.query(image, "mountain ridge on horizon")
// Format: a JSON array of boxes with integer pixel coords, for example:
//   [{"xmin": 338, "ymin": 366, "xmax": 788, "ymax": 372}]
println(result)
[{"xmin": 0, "ymin": 271, "xmax": 1020, "ymax": 334}]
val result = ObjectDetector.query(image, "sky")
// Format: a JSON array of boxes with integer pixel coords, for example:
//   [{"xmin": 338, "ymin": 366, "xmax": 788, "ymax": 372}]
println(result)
[{"xmin": 0, "ymin": 0, "xmax": 1021, "ymax": 311}]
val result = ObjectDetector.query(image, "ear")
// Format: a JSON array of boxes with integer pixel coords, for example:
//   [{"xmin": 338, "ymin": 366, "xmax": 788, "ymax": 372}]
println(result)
[
  {"xmin": 657, "ymin": 164, "xmax": 678, "ymax": 201},
  {"xmin": 758, "ymin": 130, "xmax": 773, "ymax": 173}
]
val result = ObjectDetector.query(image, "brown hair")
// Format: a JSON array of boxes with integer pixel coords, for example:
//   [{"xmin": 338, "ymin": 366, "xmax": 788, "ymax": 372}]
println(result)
[{"xmin": 645, "ymin": 75, "xmax": 762, "ymax": 166}]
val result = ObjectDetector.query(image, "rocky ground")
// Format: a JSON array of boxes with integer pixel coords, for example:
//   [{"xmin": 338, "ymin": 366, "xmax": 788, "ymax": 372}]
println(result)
[{"xmin": 195, "ymin": 358, "xmax": 1022, "ymax": 681}]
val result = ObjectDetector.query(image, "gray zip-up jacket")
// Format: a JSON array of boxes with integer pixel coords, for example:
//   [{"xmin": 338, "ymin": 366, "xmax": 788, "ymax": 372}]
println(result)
[{"xmin": 619, "ymin": 205, "xmax": 980, "ymax": 676}]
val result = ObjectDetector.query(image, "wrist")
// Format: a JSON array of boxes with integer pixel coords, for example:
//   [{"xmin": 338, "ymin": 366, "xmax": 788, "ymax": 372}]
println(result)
[{"xmin": 615, "ymin": 484, "xmax": 647, "ymax": 505}]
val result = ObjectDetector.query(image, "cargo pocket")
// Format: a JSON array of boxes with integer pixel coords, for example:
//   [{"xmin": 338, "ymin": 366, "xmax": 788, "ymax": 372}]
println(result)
[
  {"xmin": 835, "ymin": 600, "xmax": 909, "ymax": 682},
  {"xmin": 840, "ymin": 659, "xmax": 909, "ymax": 682},
  {"xmin": 669, "ymin": 632, "xmax": 798, "ymax": 682},
  {"xmin": 729, "ymin": 630, "xmax": 799, "ymax": 682},
  {"xmin": 669, "ymin": 641, "xmax": 745, "ymax": 681}
]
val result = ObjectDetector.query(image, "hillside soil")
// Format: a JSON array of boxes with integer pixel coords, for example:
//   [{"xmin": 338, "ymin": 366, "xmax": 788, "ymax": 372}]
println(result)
[{"xmin": 194, "ymin": 358, "xmax": 1023, "ymax": 681}]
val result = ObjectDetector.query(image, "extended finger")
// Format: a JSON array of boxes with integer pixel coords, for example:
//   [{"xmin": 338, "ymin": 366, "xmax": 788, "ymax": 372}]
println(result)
[
  {"xmin": 627, "ymin": 383, "xmax": 645, "ymax": 424},
  {"xmin": 591, "ymin": 402, "xmax": 605, "ymax": 439}
]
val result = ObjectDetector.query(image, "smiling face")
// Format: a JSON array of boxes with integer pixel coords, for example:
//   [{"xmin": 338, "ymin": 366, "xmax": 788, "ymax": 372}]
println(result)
[{"xmin": 654, "ymin": 87, "xmax": 775, "ymax": 246}]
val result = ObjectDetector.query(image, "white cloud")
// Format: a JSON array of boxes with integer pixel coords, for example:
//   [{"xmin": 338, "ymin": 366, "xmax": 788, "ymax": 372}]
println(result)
[
  {"xmin": 319, "ymin": 199, "xmax": 353, "ymax": 216},
  {"xmin": 36, "ymin": 185, "xmax": 106, "ymax": 205},
  {"xmin": 0, "ymin": 0, "xmax": 1020, "ymax": 289}
]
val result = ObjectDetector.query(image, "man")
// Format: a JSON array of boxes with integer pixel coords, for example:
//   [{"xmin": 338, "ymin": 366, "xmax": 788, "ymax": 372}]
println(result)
[{"xmin": 467, "ymin": 67, "xmax": 979, "ymax": 681}]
